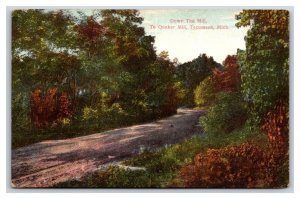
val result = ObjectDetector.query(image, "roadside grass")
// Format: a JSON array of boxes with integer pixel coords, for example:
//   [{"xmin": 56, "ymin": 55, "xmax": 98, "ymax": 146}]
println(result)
[{"xmin": 54, "ymin": 126, "xmax": 268, "ymax": 188}]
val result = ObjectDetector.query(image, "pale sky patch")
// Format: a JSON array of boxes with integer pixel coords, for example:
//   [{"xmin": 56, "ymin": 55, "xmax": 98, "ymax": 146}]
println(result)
[{"xmin": 139, "ymin": 9, "xmax": 249, "ymax": 64}]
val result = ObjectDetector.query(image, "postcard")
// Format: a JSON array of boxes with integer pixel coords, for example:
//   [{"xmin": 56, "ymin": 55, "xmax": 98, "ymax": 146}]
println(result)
[{"xmin": 11, "ymin": 8, "xmax": 289, "ymax": 188}]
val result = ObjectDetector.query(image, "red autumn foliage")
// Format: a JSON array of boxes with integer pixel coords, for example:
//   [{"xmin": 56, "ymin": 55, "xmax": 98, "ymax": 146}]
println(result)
[
  {"xmin": 261, "ymin": 101, "xmax": 289, "ymax": 150},
  {"xmin": 171, "ymin": 143, "xmax": 277, "ymax": 188},
  {"xmin": 57, "ymin": 92, "xmax": 72, "ymax": 119},
  {"xmin": 171, "ymin": 105, "xmax": 290, "ymax": 188},
  {"xmin": 212, "ymin": 55, "xmax": 241, "ymax": 92},
  {"xmin": 74, "ymin": 16, "xmax": 108, "ymax": 42},
  {"xmin": 30, "ymin": 87, "xmax": 72, "ymax": 128}
]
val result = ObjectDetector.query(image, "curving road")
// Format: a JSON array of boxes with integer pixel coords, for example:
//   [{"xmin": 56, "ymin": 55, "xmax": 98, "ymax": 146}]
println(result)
[{"xmin": 11, "ymin": 108, "xmax": 205, "ymax": 188}]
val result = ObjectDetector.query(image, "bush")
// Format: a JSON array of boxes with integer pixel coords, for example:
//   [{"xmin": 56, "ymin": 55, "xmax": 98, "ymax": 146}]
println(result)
[
  {"xmin": 200, "ymin": 92, "xmax": 247, "ymax": 135},
  {"xmin": 194, "ymin": 77, "xmax": 215, "ymax": 107},
  {"xmin": 82, "ymin": 107, "xmax": 99, "ymax": 121},
  {"xmin": 30, "ymin": 87, "xmax": 72, "ymax": 128},
  {"xmin": 82, "ymin": 92, "xmax": 126, "ymax": 128},
  {"xmin": 83, "ymin": 103, "xmax": 125, "ymax": 127},
  {"xmin": 174, "ymin": 143, "xmax": 278, "ymax": 188}
]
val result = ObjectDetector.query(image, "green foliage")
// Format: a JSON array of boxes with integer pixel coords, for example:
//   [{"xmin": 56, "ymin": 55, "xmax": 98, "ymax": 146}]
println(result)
[
  {"xmin": 194, "ymin": 76, "xmax": 215, "ymax": 107},
  {"xmin": 55, "ymin": 166, "xmax": 159, "ymax": 188},
  {"xmin": 82, "ymin": 107, "xmax": 98, "ymax": 121},
  {"xmin": 176, "ymin": 54, "xmax": 221, "ymax": 107},
  {"xmin": 12, "ymin": 9, "xmax": 80, "ymax": 137},
  {"xmin": 82, "ymin": 92, "xmax": 126, "ymax": 128},
  {"xmin": 236, "ymin": 10, "xmax": 289, "ymax": 120},
  {"xmin": 12, "ymin": 9, "xmax": 182, "ymax": 147},
  {"xmin": 200, "ymin": 92, "xmax": 247, "ymax": 136},
  {"xmin": 233, "ymin": 13, "xmax": 289, "ymax": 188},
  {"xmin": 12, "ymin": 93, "xmax": 30, "ymax": 133}
]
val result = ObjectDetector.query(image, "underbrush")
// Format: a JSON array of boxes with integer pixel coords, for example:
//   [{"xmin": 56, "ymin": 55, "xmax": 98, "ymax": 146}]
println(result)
[
  {"xmin": 170, "ymin": 115, "xmax": 289, "ymax": 188},
  {"xmin": 170, "ymin": 142, "xmax": 288, "ymax": 188}
]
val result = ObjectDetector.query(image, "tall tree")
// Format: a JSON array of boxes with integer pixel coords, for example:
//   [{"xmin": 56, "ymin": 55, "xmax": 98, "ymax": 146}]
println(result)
[
  {"xmin": 236, "ymin": 10, "xmax": 289, "ymax": 119},
  {"xmin": 12, "ymin": 9, "xmax": 79, "ymax": 129}
]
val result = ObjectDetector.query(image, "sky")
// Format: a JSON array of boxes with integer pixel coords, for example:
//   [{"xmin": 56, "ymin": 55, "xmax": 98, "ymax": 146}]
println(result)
[{"xmin": 139, "ymin": 9, "xmax": 249, "ymax": 64}]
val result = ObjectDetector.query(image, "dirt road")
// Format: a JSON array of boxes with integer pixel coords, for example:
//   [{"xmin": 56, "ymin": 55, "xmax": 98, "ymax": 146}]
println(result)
[{"xmin": 11, "ymin": 108, "xmax": 205, "ymax": 188}]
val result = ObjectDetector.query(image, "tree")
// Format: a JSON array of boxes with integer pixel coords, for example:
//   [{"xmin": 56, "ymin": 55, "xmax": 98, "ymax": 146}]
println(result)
[
  {"xmin": 73, "ymin": 14, "xmax": 124, "ymax": 110},
  {"xmin": 236, "ymin": 10, "xmax": 289, "ymax": 119},
  {"xmin": 176, "ymin": 54, "xmax": 221, "ymax": 107},
  {"xmin": 12, "ymin": 9, "xmax": 78, "ymax": 130},
  {"xmin": 212, "ymin": 55, "xmax": 241, "ymax": 93},
  {"xmin": 12, "ymin": 9, "xmax": 183, "ymax": 144},
  {"xmin": 100, "ymin": 10, "xmax": 179, "ymax": 119},
  {"xmin": 194, "ymin": 76, "xmax": 215, "ymax": 107}
]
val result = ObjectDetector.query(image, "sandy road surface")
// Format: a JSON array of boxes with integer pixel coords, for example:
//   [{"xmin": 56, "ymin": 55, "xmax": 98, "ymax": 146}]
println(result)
[{"xmin": 11, "ymin": 108, "xmax": 205, "ymax": 188}]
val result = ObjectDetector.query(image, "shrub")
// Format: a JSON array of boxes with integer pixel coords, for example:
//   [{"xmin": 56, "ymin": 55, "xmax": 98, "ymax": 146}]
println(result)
[
  {"xmin": 30, "ymin": 87, "xmax": 72, "ymax": 128},
  {"xmin": 82, "ymin": 107, "xmax": 98, "ymax": 121},
  {"xmin": 194, "ymin": 77, "xmax": 215, "ymax": 107},
  {"xmin": 174, "ymin": 143, "xmax": 277, "ymax": 188},
  {"xmin": 200, "ymin": 92, "xmax": 247, "ymax": 135},
  {"xmin": 82, "ymin": 92, "xmax": 126, "ymax": 128}
]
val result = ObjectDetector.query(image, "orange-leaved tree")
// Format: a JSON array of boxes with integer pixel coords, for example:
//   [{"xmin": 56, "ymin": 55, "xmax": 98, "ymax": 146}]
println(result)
[{"xmin": 212, "ymin": 55, "xmax": 241, "ymax": 93}]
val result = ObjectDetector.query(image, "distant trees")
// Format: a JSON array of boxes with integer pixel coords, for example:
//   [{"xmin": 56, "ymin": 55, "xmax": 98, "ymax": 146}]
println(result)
[
  {"xmin": 212, "ymin": 55, "xmax": 241, "ymax": 92},
  {"xmin": 176, "ymin": 54, "xmax": 221, "ymax": 107},
  {"xmin": 194, "ymin": 77, "xmax": 215, "ymax": 107},
  {"xmin": 193, "ymin": 54, "xmax": 241, "ymax": 109}
]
